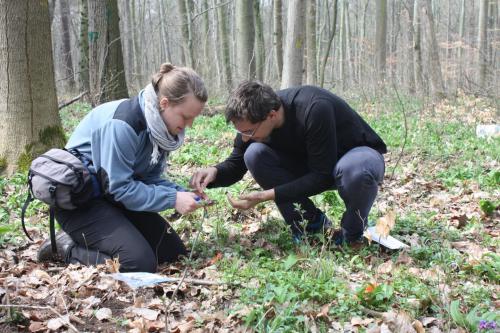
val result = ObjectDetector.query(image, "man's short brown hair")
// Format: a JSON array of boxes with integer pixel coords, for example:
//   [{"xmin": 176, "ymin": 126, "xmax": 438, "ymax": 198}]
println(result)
[{"xmin": 225, "ymin": 81, "xmax": 281, "ymax": 123}]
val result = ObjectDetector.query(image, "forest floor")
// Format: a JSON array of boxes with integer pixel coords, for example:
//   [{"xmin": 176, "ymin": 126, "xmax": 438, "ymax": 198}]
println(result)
[{"xmin": 0, "ymin": 93, "xmax": 499, "ymax": 332}]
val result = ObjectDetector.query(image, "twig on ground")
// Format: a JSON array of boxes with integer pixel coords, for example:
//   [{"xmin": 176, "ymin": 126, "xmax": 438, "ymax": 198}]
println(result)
[
  {"xmin": 389, "ymin": 84, "xmax": 409, "ymax": 183},
  {"xmin": 360, "ymin": 306, "xmax": 384, "ymax": 318},
  {"xmin": 0, "ymin": 304, "xmax": 80, "ymax": 332},
  {"xmin": 164, "ymin": 207, "xmax": 206, "ymax": 332},
  {"xmin": 159, "ymin": 277, "xmax": 226, "ymax": 286}
]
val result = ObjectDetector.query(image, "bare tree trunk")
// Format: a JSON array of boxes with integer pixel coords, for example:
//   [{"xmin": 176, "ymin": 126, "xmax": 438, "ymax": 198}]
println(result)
[
  {"xmin": 100, "ymin": 0, "xmax": 128, "ymax": 103},
  {"xmin": 319, "ymin": 0, "xmax": 338, "ymax": 88},
  {"xmin": 157, "ymin": 0, "xmax": 168, "ymax": 63},
  {"xmin": 273, "ymin": 0, "xmax": 284, "ymax": 81},
  {"xmin": 202, "ymin": 0, "xmax": 210, "ymax": 79},
  {"xmin": 130, "ymin": 0, "xmax": 141, "ymax": 89},
  {"xmin": 88, "ymin": 0, "xmax": 107, "ymax": 105},
  {"xmin": 458, "ymin": 0, "xmax": 465, "ymax": 88},
  {"xmin": 358, "ymin": 0, "xmax": 368, "ymax": 87},
  {"xmin": 210, "ymin": 0, "xmax": 222, "ymax": 90},
  {"xmin": 254, "ymin": 0, "xmax": 265, "ymax": 81},
  {"xmin": 217, "ymin": 0, "xmax": 232, "ymax": 89},
  {"xmin": 177, "ymin": 0, "xmax": 189, "ymax": 66},
  {"xmin": 413, "ymin": 0, "xmax": 423, "ymax": 94},
  {"xmin": 59, "ymin": 0, "xmax": 76, "ymax": 92},
  {"xmin": 0, "ymin": 0, "xmax": 64, "ymax": 174},
  {"xmin": 78, "ymin": 0, "xmax": 90, "ymax": 95},
  {"xmin": 339, "ymin": 0, "xmax": 346, "ymax": 90},
  {"xmin": 306, "ymin": 0, "xmax": 317, "ymax": 85},
  {"xmin": 375, "ymin": 0, "xmax": 387, "ymax": 84},
  {"xmin": 424, "ymin": 0, "xmax": 446, "ymax": 98},
  {"xmin": 121, "ymin": 0, "xmax": 134, "ymax": 93},
  {"xmin": 405, "ymin": 0, "xmax": 416, "ymax": 94},
  {"xmin": 477, "ymin": 0, "xmax": 488, "ymax": 89},
  {"xmin": 281, "ymin": 0, "xmax": 306, "ymax": 88},
  {"xmin": 235, "ymin": 0, "xmax": 255, "ymax": 80}
]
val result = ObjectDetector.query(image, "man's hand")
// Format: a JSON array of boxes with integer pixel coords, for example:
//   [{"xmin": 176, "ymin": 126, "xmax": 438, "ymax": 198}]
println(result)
[
  {"xmin": 227, "ymin": 189, "xmax": 275, "ymax": 210},
  {"xmin": 190, "ymin": 167, "xmax": 218, "ymax": 193},
  {"xmin": 175, "ymin": 191, "xmax": 201, "ymax": 215}
]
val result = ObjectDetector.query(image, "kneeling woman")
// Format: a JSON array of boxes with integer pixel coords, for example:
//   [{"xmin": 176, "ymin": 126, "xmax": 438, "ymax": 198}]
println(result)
[{"xmin": 38, "ymin": 63, "xmax": 208, "ymax": 272}]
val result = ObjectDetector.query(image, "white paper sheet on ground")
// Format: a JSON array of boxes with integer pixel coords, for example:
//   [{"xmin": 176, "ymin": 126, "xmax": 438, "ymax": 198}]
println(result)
[
  {"xmin": 111, "ymin": 272, "xmax": 170, "ymax": 288},
  {"xmin": 366, "ymin": 226, "xmax": 410, "ymax": 250}
]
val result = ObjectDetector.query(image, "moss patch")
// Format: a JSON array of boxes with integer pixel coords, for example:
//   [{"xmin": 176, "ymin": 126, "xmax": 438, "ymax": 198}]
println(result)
[
  {"xmin": 0, "ymin": 156, "xmax": 6, "ymax": 173},
  {"xmin": 16, "ymin": 125, "xmax": 67, "ymax": 173}
]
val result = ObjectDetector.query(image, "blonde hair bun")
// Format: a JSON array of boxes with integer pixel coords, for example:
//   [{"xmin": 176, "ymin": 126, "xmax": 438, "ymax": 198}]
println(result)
[{"xmin": 159, "ymin": 63, "xmax": 175, "ymax": 74}]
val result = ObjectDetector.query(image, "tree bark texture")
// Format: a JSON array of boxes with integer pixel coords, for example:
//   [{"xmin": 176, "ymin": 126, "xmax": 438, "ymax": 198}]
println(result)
[
  {"xmin": 273, "ymin": 0, "xmax": 283, "ymax": 81},
  {"xmin": 235, "ymin": 0, "xmax": 255, "ymax": 80},
  {"xmin": 281, "ymin": 0, "xmax": 306, "ymax": 88},
  {"xmin": 0, "ymin": 0, "xmax": 62, "ymax": 173},
  {"xmin": 375, "ymin": 0, "xmax": 387, "ymax": 83},
  {"xmin": 424, "ymin": 0, "xmax": 446, "ymax": 98},
  {"xmin": 99, "ymin": 0, "xmax": 128, "ymax": 103},
  {"xmin": 306, "ymin": 0, "xmax": 317, "ymax": 85}
]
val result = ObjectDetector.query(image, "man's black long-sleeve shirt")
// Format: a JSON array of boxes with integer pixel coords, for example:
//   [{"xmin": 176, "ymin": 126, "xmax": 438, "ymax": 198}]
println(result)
[{"xmin": 210, "ymin": 86, "xmax": 387, "ymax": 203}]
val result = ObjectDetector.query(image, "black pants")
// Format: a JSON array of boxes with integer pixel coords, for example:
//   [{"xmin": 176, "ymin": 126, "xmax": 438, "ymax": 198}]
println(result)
[
  {"xmin": 55, "ymin": 199, "xmax": 187, "ymax": 272},
  {"xmin": 244, "ymin": 143, "xmax": 385, "ymax": 240}
]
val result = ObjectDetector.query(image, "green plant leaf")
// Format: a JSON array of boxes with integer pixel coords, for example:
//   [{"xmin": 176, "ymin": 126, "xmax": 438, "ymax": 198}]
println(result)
[{"xmin": 283, "ymin": 254, "xmax": 298, "ymax": 270}]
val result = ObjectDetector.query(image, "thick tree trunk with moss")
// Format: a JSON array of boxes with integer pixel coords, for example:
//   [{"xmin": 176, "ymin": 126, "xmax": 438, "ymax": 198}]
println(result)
[{"xmin": 0, "ymin": 0, "xmax": 64, "ymax": 174}]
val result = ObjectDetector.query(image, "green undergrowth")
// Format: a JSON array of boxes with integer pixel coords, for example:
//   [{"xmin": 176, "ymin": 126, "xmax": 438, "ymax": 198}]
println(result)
[{"xmin": 1, "ymin": 94, "xmax": 498, "ymax": 332}]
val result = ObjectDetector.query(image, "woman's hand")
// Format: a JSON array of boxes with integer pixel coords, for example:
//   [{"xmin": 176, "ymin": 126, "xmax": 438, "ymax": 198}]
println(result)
[
  {"xmin": 227, "ymin": 189, "xmax": 275, "ymax": 210},
  {"xmin": 175, "ymin": 191, "xmax": 201, "ymax": 215},
  {"xmin": 190, "ymin": 167, "xmax": 218, "ymax": 193}
]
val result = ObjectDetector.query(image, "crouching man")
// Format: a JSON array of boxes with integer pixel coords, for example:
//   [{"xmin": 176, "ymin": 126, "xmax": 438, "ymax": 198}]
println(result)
[{"xmin": 190, "ymin": 81, "xmax": 387, "ymax": 245}]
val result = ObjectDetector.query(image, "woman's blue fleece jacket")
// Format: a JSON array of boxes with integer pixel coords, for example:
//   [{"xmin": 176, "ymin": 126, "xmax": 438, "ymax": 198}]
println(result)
[{"xmin": 65, "ymin": 90, "xmax": 183, "ymax": 212}]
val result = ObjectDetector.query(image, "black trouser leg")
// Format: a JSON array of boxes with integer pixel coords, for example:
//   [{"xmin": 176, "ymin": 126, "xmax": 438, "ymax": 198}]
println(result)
[
  {"xmin": 55, "ymin": 199, "xmax": 187, "ymax": 272},
  {"xmin": 333, "ymin": 146, "xmax": 385, "ymax": 240},
  {"xmin": 243, "ymin": 143, "xmax": 385, "ymax": 240}
]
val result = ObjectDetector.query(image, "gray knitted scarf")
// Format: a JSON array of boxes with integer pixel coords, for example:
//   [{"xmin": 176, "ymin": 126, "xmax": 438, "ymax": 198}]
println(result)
[{"xmin": 143, "ymin": 84, "xmax": 185, "ymax": 165}]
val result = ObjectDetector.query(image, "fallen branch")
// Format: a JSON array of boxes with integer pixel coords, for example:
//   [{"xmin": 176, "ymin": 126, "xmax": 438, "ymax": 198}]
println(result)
[
  {"xmin": 0, "ymin": 304, "xmax": 79, "ymax": 332},
  {"xmin": 58, "ymin": 91, "xmax": 88, "ymax": 110},
  {"xmin": 159, "ymin": 277, "xmax": 226, "ymax": 286},
  {"xmin": 360, "ymin": 306, "xmax": 384, "ymax": 318}
]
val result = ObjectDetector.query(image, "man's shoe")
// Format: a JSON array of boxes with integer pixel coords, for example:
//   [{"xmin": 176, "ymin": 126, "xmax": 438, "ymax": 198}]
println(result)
[
  {"xmin": 293, "ymin": 213, "xmax": 333, "ymax": 244},
  {"xmin": 306, "ymin": 212, "xmax": 332, "ymax": 234},
  {"xmin": 331, "ymin": 228, "xmax": 365, "ymax": 250},
  {"xmin": 37, "ymin": 231, "xmax": 75, "ymax": 262}
]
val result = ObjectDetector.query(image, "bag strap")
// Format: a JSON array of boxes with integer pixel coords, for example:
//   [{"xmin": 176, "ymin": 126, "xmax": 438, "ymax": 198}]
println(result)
[
  {"xmin": 49, "ymin": 207, "xmax": 57, "ymax": 254},
  {"xmin": 21, "ymin": 191, "xmax": 34, "ymax": 241},
  {"xmin": 48, "ymin": 186, "xmax": 57, "ymax": 254}
]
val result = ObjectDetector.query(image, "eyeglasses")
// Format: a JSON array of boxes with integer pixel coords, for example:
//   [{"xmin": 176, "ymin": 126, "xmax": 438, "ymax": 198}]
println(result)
[{"xmin": 235, "ymin": 121, "xmax": 263, "ymax": 138}]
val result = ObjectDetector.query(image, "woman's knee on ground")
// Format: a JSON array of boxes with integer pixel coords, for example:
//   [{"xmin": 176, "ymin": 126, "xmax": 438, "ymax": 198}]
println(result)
[{"xmin": 117, "ymin": 246, "xmax": 157, "ymax": 272}]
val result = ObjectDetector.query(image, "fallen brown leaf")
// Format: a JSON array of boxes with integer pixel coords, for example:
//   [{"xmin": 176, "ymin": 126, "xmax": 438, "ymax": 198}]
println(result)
[
  {"xmin": 376, "ymin": 211, "xmax": 396, "ymax": 238},
  {"xmin": 95, "ymin": 307, "xmax": 112, "ymax": 321},
  {"xmin": 28, "ymin": 321, "xmax": 46, "ymax": 332}
]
